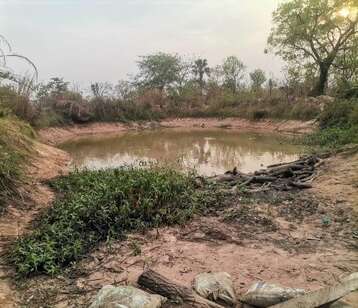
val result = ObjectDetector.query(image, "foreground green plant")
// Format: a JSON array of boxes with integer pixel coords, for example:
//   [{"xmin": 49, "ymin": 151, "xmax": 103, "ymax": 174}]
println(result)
[{"xmin": 9, "ymin": 167, "xmax": 220, "ymax": 277}]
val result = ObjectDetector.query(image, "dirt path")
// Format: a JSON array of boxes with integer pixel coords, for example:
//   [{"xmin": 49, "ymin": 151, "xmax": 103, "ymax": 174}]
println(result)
[
  {"xmin": 0, "ymin": 142, "xmax": 70, "ymax": 308},
  {"xmin": 38, "ymin": 118, "xmax": 316, "ymax": 145}
]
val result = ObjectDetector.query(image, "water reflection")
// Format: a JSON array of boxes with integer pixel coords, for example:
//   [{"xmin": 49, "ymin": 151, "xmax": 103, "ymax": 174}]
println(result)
[{"xmin": 59, "ymin": 128, "xmax": 304, "ymax": 176}]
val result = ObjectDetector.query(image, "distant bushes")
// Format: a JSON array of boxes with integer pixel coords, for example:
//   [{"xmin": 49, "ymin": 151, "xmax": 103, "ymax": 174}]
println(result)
[
  {"xmin": 319, "ymin": 99, "xmax": 358, "ymax": 129},
  {"xmin": 1, "ymin": 75, "xmax": 323, "ymax": 127},
  {"xmin": 9, "ymin": 167, "xmax": 222, "ymax": 276}
]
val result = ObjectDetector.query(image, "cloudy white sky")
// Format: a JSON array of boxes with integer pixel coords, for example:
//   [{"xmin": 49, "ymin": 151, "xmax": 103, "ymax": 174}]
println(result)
[{"xmin": 0, "ymin": 0, "xmax": 284, "ymax": 86}]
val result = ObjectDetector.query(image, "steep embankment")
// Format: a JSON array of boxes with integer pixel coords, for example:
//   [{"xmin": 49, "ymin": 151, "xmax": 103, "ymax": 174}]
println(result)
[{"xmin": 0, "ymin": 118, "xmax": 69, "ymax": 307}]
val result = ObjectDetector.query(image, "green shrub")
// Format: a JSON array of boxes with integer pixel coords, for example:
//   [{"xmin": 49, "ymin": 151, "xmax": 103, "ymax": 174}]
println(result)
[
  {"xmin": 304, "ymin": 99, "xmax": 358, "ymax": 149},
  {"xmin": 9, "ymin": 167, "xmax": 220, "ymax": 277},
  {"xmin": 289, "ymin": 102, "xmax": 320, "ymax": 121},
  {"xmin": 319, "ymin": 99, "xmax": 358, "ymax": 129},
  {"xmin": 304, "ymin": 126, "xmax": 358, "ymax": 149}
]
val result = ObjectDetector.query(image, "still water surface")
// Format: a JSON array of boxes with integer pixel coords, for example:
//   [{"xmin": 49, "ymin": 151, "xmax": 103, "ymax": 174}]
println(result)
[{"xmin": 59, "ymin": 128, "xmax": 304, "ymax": 176}]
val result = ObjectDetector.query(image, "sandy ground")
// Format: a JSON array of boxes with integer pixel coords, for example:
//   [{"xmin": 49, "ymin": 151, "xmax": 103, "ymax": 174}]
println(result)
[
  {"xmin": 38, "ymin": 118, "xmax": 316, "ymax": 145},
  {"xmin": 312, "ymin": 148, "xmax": 358, "ymax": 212},
  {"xmin": 0, "ymin": 142, "xmax": 70, "ymax": 308}
]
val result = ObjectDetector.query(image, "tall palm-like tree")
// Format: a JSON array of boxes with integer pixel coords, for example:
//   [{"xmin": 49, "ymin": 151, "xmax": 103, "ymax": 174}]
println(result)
[{"xmin": 192, "ymin": 58, "xmax": 210, "ymax": 93}]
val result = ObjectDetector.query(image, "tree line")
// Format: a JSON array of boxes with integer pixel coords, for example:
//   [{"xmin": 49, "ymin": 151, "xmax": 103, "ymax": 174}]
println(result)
[{"xmin": 0, "ymin": 0, "xmax": 357, "ymax": 126}]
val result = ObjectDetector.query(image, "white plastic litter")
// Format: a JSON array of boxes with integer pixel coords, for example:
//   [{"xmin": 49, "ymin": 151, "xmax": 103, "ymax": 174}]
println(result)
[
  {"xmin": 241, "ymin": 282, "xmax": 305, "ymax": 307},
  {"xmin": 89, "ymin": 285, "xmax": 166, "ymax": 308},
  {"xmin": 193, "ymin": 272, "xmax": 237, "ymax": 306}
]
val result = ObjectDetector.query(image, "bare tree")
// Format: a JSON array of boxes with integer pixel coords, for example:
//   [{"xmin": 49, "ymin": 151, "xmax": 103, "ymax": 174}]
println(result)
[{"xmin": 0, "ymin": 34, "xmax": 38, "ymax": 83}]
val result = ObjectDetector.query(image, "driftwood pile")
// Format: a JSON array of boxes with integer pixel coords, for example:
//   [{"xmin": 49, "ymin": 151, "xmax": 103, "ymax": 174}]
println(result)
[{"xmin": 212, "ymin": 155, "xmax": 323, "ymax": 192}]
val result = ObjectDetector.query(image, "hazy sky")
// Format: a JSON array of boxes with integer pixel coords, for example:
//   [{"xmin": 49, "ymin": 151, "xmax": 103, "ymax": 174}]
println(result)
[{"xmin": 1, "ymin": 0, "xmax": 284, "ymax": 86}]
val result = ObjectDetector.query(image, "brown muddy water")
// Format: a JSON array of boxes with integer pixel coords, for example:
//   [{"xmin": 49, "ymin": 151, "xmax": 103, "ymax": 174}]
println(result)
[{"xmin": 59, "ymin": 128, "xmax": 305, "ymax": 176}]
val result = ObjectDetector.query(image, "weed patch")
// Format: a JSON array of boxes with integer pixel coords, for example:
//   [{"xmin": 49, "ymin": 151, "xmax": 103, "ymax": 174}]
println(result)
[{"xmin": 9, "ymin": 167, "xmax": 222, "ymax": 277}]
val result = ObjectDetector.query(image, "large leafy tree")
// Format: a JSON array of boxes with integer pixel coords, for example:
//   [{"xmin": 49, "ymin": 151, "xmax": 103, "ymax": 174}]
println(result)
[
  {"xmin": 222, "ymin": 56, "xmax": 246, "ymax": 93},
  {"xmin": 134, "ymin": 52, "xmax": 182, "ymax": 92},
  {"xmin": 268, "ymin": 0, "xmax": 358, "ymax": 96}
]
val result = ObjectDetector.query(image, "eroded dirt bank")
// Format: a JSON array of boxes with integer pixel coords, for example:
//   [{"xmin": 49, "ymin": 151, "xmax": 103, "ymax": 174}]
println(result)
[
  {"xmin": 38, "ymin": 118, "xmax": 316, "ymax": 145},
  {"xmin": 0, "ymin": 142, "xmax": 70, "ymax": 307}
]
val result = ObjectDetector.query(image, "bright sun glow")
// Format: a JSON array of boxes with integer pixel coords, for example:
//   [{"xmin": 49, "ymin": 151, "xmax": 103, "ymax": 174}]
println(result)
[{"xmin": 339, "ymin": 7, "xmax": 350, "ymax": 18}]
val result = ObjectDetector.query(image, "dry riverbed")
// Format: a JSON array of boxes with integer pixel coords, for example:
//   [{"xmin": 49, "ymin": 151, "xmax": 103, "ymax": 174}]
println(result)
[{"xmin": 1, "ymin": 119, "xmax": 357, "ymax": 308}]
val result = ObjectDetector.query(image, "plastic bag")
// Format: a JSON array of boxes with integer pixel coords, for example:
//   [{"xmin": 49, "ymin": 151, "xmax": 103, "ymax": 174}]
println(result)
[
  {"xmin": 89, "ymin": 285, "xmax": 166, "ymax": 308},
  {"xmin": 241, "ymin": 282, "xmax": 305, "ymax": 307},
  {"xmin": 193, "ymin": 272, "xmax": 237, "ymax": 306}
]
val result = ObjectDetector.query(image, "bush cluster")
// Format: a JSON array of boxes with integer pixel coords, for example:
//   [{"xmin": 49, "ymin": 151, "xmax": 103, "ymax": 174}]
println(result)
[{"xmin": 305, "ymin": 98, "xmax": 358, "ymax": 149}]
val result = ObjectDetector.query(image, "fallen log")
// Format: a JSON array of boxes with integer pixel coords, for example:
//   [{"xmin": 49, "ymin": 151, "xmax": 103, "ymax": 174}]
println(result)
[
  {"xmin": 268, "ymin": 164, "xmax": 305, "ymax": 174},
  {"xmin": 288, "ymin": 181, "xmax": 313, "ymax": 189},
  {"xmin": 293, "ymin": 170, "xmax": 314, "ymax": 176},
  {"xmin": 266, "ymin": 157, "xmax": 308, "ymax": 168},
  {"xmin": 220, "ymin": 155, "xmax": 322, "ymax": 191},
  {"xmin": 138, "ymin": 269, "xmax": 224, "ymax": 308},
  {"xmin": 211, "ymin": 174, "xmax": 241, "ymax": 183},
  {"xmin": 251, "ymin": 176, "xmax": 277, "ymax": 183},
  {"xmin": 271, "ymin": 273, "xmax": 358, "ymax": 308}
]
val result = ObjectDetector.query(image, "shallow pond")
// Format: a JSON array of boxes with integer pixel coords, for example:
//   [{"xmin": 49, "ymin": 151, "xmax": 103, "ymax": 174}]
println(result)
[{"xmin": 59, "ymin": 128, "xmax": 304, "ymax": 176}]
